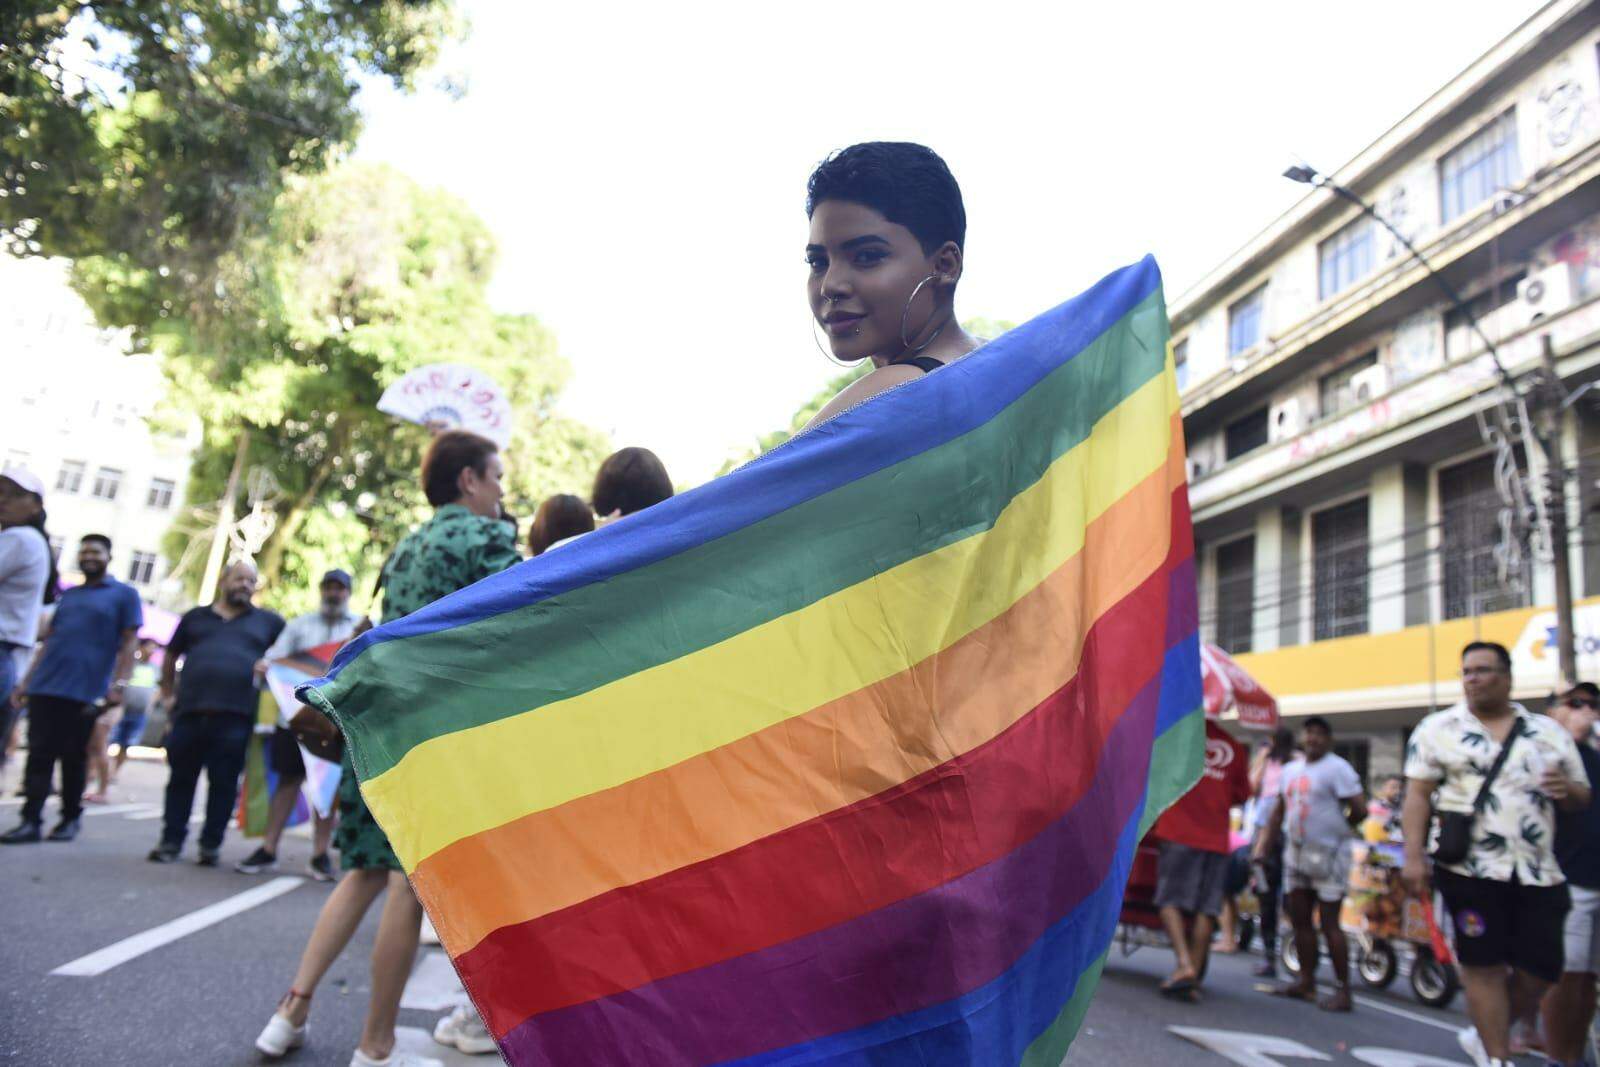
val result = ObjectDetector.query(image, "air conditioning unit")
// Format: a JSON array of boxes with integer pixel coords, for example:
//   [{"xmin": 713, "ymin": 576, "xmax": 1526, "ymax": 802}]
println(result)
[
  {"xmin": 1350, "ymin": 363, "xmax": 1393, "ymax": 404},
  {"xmin": 1269, "ymin": 396, "xmax": 1304, "ymax": 442},
  {"xmin": 1186, "ymin": 457, "xmax": 1209, "ymax": 482},
  {"xmin": 1516, "ymin": 264, "xmax": 1575, "ymax": 327}
]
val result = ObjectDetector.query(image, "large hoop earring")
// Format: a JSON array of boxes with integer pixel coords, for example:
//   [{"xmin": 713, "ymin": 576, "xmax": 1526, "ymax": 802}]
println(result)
[
  {"xmin": 898, "ymin": 274, "xmax": 945, "ymax": 357},
  {"xmin": 811, "ymin": 316, "xmax": 855, "ymax": 369}
]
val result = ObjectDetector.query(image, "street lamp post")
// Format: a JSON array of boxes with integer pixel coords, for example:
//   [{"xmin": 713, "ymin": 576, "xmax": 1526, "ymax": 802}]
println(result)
[{"xmin": 1281, "ymin": 164, "xmax": 1579, "ymax": 687}]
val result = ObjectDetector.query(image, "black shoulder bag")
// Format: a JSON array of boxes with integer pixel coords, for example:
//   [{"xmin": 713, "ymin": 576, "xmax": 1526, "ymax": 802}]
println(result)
[{"xmin": 1431, "ymin": 719, "xmax": 1523, "ymax": 866}]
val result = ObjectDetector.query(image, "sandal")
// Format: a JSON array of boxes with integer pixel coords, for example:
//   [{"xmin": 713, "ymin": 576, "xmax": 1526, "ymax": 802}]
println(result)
[{"xmin": 1268, "ymin": 984, "xmax": 1316, "ymax": 1002}]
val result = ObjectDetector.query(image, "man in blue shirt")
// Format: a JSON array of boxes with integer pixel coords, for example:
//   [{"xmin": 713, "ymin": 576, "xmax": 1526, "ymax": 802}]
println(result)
[{"xmin": 1, "ymin": 534, "xmax": 142, "ymax": 844}]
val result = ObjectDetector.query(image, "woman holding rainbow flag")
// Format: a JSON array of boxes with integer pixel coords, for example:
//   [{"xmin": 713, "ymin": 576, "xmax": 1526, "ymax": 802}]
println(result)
[{"xmin": 802, "ymin": 142, "xmax": 984, "ymax": 421}]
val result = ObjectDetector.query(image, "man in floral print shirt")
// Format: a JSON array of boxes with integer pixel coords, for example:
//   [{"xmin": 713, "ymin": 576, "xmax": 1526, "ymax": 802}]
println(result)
[{"xmin": 1402, "ymin": 641, "xmax": 1592, "ymax": 1067}]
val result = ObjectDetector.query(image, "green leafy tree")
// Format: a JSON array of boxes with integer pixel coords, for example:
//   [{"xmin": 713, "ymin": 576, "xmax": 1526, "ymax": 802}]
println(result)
[
  {"xmin": 718, "ymin": 317, "xmax": 1018, "ymax": 474},
  {"xmin": 3, "ymin": 0, "xmax": 458, "ymax": 334},
  {"xmin": 159, "ymin": 163, "xmax": 608, "ymax": 614}
]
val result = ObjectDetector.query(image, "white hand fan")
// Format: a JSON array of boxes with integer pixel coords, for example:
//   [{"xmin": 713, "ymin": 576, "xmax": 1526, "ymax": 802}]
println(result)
[{"xmin": 377, "ymin": 364, "xmax": 513, "ymax": 448}]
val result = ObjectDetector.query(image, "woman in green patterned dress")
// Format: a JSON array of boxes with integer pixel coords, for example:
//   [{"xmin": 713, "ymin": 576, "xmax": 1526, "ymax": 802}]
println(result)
[{"xmin": 254, "ymin": 431, "xmax": 521, "ymax": 1067}]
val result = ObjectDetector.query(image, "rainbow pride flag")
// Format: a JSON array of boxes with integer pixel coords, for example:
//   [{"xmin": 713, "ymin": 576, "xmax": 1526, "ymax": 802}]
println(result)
[{"xmin": 302, "ymin": 255, "xmax": 1202, "ymax": 1064}]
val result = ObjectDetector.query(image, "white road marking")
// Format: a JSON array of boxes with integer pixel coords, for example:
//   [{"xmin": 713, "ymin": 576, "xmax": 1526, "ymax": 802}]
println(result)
[
  {"xmin": 80, "ymin": 803, "xmax": 154, "ymax": 817},
  {"xmin": 1349, "ymin": 1048, "xmax": 1470, "ymax": 1066},
  {"xmin": 1169, "ymin": 1026, "xmax": 1331, "ymax": 1066},
  {"xmin": 1349, "ymin": 996, "xmax": 1463, "ymax": 1035},
  {"xmin": 49, "ymin": 876, "xmax": 304, "ymax": 976},
  {"xmin": 400, "ymin": 949, "xmax": 471, "ymax": 1012},
  {"xmin": 1308, "ymin": 981, "xmax": 1463, "ymax": 1035}
]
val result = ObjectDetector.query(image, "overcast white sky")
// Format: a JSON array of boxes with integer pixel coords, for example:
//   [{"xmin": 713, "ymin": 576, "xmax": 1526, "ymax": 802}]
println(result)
[{"xmin": 354, "ymin": 1, "xmax": 1546, "ymax": 486}]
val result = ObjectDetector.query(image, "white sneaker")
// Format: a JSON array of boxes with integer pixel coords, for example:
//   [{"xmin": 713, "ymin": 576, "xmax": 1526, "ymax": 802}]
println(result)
[
  {"xmin": 432, "ymin": 1004, "xmax": 497, "ymax": 1055},
  {"xmin": 254, "ymin": 1012, "xmax": 307, "ymax": 1057},
  {"xmin": 349, "ymin": 1050, "xmax": 444, "ymax": 1067},
  {"xmin": 1456, "ymin": 1026, "xmax": 1503, "ymax": 1067}
]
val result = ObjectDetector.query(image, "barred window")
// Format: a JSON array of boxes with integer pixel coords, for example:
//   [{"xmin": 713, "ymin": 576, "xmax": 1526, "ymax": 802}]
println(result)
[
  {"xmin": 1313, "ymin": 498, "xmax": 1369, "ymax": 640},
  {"xmin": 1439, "ymin": 453, "xmax": 1532, "ymax": 620},
  {"xmin": 1215, "ymin": 536, "xmax": 1255, "ymax": 654}
]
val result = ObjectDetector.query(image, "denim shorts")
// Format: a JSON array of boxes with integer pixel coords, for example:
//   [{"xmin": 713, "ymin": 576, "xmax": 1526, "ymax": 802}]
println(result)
[{"xmin": 109, "ymin": 712, "xmax": 148, "ymax": 749}]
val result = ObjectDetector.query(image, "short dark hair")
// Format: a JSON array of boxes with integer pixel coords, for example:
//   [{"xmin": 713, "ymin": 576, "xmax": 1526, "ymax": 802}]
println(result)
[
  {"xmin": 1564, "ymin": 681, "xmax": 1600, "ymax": 702},
  {"xmin": 529, "ymin": 494, "xmax": 595, "ymax": 555},
  {"xmin": 80, "ymin": 533, "xmax": 112, "ymax": 552},
  {"xmin": 1303, "ymin": 716, "xmax": 1333, "ymax": 735},
  {"xmin": 806, "ymin": 142, "xmax": 966, "ymax": 255},
  {"xmin": 592, "ymin": 447, "xmax": 673, "ymax": 518},
  {"xmin": 1462, "ymin": 640, "xmax": 1512, "ymax": 673},
  {"xmin": 421, "ymin": 431, "xmax": 498, "ymax": 508}
]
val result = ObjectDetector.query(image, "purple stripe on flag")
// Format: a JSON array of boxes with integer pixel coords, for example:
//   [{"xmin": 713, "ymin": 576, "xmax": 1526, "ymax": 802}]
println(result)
[{"xmin": 498, "ymin": 670, "xmax": 1160, "ymax": 1066}]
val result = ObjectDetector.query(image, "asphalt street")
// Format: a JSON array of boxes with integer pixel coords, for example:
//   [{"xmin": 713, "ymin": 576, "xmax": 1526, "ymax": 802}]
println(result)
[{"xmin": 1, "ymin": 755, "xmax": 1483, "ymax": 1067}]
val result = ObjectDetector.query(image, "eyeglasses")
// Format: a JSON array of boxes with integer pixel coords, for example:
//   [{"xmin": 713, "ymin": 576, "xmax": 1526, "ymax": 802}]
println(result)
[{"xmin": 1565, "ymin": 698, "xmax": 1600, "ymax": 710}]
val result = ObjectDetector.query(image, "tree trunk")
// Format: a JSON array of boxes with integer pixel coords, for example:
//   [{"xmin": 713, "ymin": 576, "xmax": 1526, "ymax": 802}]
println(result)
[{"xmin": 255, "ymin": 428, "xmax": 345, "ymax": 589}]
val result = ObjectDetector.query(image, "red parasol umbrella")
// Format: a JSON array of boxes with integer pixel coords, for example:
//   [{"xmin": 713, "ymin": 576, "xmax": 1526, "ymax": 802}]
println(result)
[{"xmin": 1199, "ymin": 643, "xmax": 1279, "ymax": 731}]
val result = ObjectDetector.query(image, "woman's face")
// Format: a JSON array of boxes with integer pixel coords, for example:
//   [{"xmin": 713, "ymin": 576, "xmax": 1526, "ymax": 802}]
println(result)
[{"xmin": 807, "ymin": 200, "xmax": 941, "ymax": 365}]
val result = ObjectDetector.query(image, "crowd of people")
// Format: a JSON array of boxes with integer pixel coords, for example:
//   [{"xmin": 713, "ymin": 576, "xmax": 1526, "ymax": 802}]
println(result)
[
  {"xmin": 1146, "ymin": 639, "xmax": 1600, "ymax": 1067},
  {"xmin": 0, "ymin": 433, "xmax": 680, "ymax": 1067}
]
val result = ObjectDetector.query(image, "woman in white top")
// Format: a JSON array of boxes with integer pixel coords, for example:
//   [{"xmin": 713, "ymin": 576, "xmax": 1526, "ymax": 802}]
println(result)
[{"xmin": 0, "ymin": 468, "xmax": 56, "ymax": 772}]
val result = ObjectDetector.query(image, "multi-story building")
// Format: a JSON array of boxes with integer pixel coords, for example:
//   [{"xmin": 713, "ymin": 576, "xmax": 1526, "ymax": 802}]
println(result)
[
  {"xmin": 1179, "ymin": 0, "xmax": 1600, "ymax": 782},
  {"xmin": 0, "ymin": 255, "xmax": 200, "ymax": 609}
]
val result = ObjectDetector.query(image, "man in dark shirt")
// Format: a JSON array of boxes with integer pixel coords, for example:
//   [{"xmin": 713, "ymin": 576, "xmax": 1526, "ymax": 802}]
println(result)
[
  {"xmin": 2, "ymin": 534, "xmax": 142, "ymax": 844},
  {"xmin": 148, "ymin": 561, "xmax": 284, "ymax": 866},
  {"xmin": 1544, "ymin": 683, "xmax": 1600, "ymax": 1067}
]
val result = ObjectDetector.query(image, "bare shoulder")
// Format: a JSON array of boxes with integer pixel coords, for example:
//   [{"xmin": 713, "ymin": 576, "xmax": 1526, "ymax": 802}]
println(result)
[{"xmin": 802, "ymin": 364, "xmax": 926, "ymax": 433}]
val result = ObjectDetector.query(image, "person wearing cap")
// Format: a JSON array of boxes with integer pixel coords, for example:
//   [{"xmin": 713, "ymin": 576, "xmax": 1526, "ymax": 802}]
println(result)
[
  {"xmin": 235, "ymin": 568, "xmax": 363, "ymax": 881},
  {"xmin": 0, "ymin": 467, "xmax": 56, "ymax": 782},
  {"xmin": 3, "ymin": 532, "xmax": 142, "ymax": 844}
]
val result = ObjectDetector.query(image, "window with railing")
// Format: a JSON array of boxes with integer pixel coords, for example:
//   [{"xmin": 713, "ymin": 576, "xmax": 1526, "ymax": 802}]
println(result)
[
  {"xmin": 1225, "ymin": 407, "xmax": 1270, "ymax": 460},
  {"xmin": 1318, "ymin": 351, "xmax": 1379, "ymax": 418},
  {"xmin": 1443, "ymin": 273, "xmax": 1524, "ymax": 362},
  {"xmin": 1174, "ymin": 339, "xmax": 1190, "ymax": 392},
  {"xmin": 1215, "ymin": 536, "xmax": 1256, "ymax": 654},
  {"xmin": 1313, "ymin": 497, "xmax": 1370, "ymax": 640},
  {"xmin": 1439, "ymin": 110, "xmax": 1521, "ymax": 224},
  {"xmin": 1318, "ymin": 218, "xmax": 1375, "ymax": 300},
  {"xmin": 1439, "ymin": 452, "xmax": 1532, "ymax": 620},
  {"xmin": 1229, "ymin": 286, "xmax": 1266, "ymax": 356}
]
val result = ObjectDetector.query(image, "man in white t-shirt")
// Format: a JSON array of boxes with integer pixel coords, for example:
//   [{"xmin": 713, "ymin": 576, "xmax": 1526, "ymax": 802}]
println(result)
[
  {"xmin": 1254, "ymin": 715, "xmax": 1365, "ymax": 1012},
  {"xmin": 0, "ymin": 467, "xmax": 53, "ymax": 777}
]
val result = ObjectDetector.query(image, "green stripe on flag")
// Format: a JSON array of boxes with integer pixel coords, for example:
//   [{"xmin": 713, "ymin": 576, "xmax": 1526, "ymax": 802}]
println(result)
[
  {"xmin": 1140, "ymin": 707, "xmax": 1204, "ymax": 840},
  {"xmin": 1021, "ymin": 951, "xmax": 1108, "ymax": 1067}
]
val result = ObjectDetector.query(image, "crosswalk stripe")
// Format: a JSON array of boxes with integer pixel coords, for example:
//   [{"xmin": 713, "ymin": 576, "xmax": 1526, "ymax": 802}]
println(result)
[
  {"xmin": 401, "ymin": 949, "xmax": 472, "ymax": 1012},
  {"xmin": 81, "ymin": 803, "xmax": 154, "ymax": 817},
  {"xmin": 49, "ymin": 876, "xmax": 304, "ymax": 977}
]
